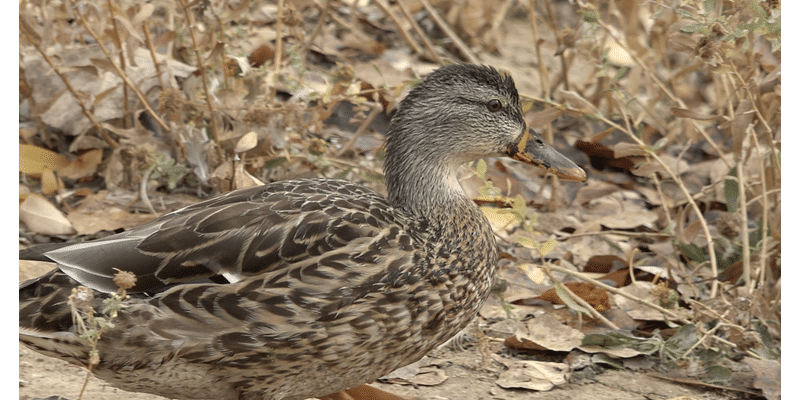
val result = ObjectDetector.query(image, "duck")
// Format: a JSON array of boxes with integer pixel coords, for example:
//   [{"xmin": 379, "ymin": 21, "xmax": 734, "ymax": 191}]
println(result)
[{"xmin": 19, "ymin": 64, "xmax": 586, "ymax": 400}]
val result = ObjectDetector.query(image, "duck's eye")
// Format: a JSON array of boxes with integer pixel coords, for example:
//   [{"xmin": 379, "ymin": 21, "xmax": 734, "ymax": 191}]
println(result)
[{"xmin": 486, "ymin": 99, "xmax": 503, "ymax": 112}]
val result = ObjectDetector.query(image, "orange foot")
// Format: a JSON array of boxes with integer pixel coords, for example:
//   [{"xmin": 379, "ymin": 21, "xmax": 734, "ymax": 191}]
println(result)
[{"xmin": 317, "ymin": 384, "xmax": 408, "ymax": 400}]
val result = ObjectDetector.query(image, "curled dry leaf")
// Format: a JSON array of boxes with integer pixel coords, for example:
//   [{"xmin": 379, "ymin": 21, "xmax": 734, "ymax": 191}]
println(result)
[
  {"xmin": 491, "ymin": 354, "xmax": 569, "ymax": 391},
  {"xmin": 607, "ymin": 44, "xmax": 633, "ymax": 68},
  {"xmin": 630, "ymin": 155, "xmax": 689, "ymax": 177},
  {"xmin": 536, "ymin": 282, "xmax": 610, "ymax": 312},
  {"xmin": 612, "ymin": 142, "xmax": 646, "ymax": 158},
  {"xmin": 19, "ymin": 193, "xmax": 75, "ymax": 236},
  {"xmin": 593, "ymin": 211, "xmax": 659, "ymax": 230},
  {"xmin": 130, "ymin": 3, "xmax": 155, "ymax": 26},
  {"xmin": 234, "ymin": 161, "xmax": 265, "ymax": 190},
  {"xmin": 60, "ymin": 149, "xmax": 103, "ymax": 180},
  {"xmin": 19, "ymin": 183, "xmax": 30, "ymax": 202},
  {"xmin": 559, "ymin": 89, "xmax": 598, "ymax": 115},
  {"xmin": 40, "ymin": 169, "xmax": 63, "ymax": 195},
  {"xmin": 671, "ymin": 107, "xmax": 722, "ymax": 121},
  {"xmin": 529, "ymin": 107, "xmax": 565, "ymax": 128},
  {"xmin": 504, "ymin": 314, "xmax": 584, "ymax": 352},
  {"xmin": 614, "ymin": 281, "xmax": 687, "ymax": 321},
  {"xmin": 235, "ymin": 131, "xmax": 259, "ymax": 153},
  {"xmin": 211, "ymin": 161, "xmax": 234, "ymax": 193},
  {"xmin": 211, "ymin": 160, "xmax": 265, "ymax": 193},
  {"xmin": 578, "ymin": 344, "xmax": 644, "ymax": 359}
]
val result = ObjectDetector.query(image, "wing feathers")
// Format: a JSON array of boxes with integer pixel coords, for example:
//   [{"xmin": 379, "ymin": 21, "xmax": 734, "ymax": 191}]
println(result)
[{"xmin": 27, "ymin": 179, "xmax": 410, "ymax": 295}]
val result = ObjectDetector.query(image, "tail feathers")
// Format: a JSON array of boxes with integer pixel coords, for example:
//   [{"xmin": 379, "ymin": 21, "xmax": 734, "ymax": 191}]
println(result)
[
  {"xmin": 20, "ymin": 327, "xmax": 92, "ymax": 366},
  {"xmin": 19, "ymin": 269, "xmax": 83, "ymax": 333},
  {"xmin": 19, "ymin": 242, "xmax": 74, "ymax": 261}
]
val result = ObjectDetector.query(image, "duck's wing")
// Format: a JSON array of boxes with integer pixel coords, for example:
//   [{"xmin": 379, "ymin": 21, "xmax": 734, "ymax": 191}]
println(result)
[{"xmin": 21, "ymin": 179, "xmax": 402, "ymax": 293}]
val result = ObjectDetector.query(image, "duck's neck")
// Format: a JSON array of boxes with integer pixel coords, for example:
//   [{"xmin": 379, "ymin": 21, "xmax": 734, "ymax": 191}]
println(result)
[{"xmin": 384, "ymin": 130, "xmax": 475, "ymax": 219}]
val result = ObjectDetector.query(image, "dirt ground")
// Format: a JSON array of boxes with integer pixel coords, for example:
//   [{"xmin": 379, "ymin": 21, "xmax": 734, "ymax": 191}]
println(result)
[{"xmin": 20, "ymin": 341, "xmax": 739, "ymax": 400}]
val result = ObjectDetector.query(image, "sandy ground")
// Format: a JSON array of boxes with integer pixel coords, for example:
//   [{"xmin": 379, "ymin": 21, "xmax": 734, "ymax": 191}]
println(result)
[{"xmin": 20, "ymin": 340, "xmax": 735, "ymax": 400}]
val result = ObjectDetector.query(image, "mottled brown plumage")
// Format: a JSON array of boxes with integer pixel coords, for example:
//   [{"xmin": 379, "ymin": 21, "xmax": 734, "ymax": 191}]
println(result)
[{"xmin": 19, "ymin": 64, "xmax": 586, "ymax": 400}]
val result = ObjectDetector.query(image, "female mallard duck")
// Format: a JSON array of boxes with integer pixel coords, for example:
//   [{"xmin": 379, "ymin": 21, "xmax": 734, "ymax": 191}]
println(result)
[{"xmin": 20, "ymin": 64, "xmax": 586, "ymax": 400}]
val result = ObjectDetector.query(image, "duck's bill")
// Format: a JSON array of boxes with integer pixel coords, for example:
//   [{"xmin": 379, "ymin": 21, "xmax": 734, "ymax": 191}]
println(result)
[{"xmin": 507, "ymin": 127, "xmax": 587, "ymax": 182}]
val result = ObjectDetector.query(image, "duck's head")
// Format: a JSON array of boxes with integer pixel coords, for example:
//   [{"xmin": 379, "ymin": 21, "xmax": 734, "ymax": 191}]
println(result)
[{"xmin": 384, "ymin": 64, "xmax": 586, "ymax": 212}]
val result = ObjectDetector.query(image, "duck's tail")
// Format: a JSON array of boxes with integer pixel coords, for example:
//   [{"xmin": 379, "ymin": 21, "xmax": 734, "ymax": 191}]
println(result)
[{"xmin": 19, "ymin": 268, "xmax": 96, "ymax": 366}]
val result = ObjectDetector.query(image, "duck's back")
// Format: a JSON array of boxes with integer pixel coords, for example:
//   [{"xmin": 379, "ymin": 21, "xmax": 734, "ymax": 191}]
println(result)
[{"xmin": 19, "ymin": 178, "xmax": 498, "ymax": 400}]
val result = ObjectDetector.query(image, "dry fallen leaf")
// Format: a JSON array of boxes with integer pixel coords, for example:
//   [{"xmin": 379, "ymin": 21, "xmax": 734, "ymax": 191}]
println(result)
[
  {"xmin": 379, "ymin": 358, "xmax": 448, "ymax": 386},
  {"xmin": 504, "ymin": 314, "xmax": 584, "ymax": 352},
  {"xmin": 19, "ymin": 193, "xmax": 75, "ymax": 235},
  {"xmin": 613, "ymin": 142, "xmax": 647, "ymax": 158},
  {"xmin": 614, "ymin": 281, "xmax": 687, "ymax": 321},
  {"xmin": 742, "ymin": 357, "xmax": 780, "ymax": 400},
  {"xmin": 593, "ymin": 211, "xmax": 659, "ymax": 230},
  {"xmin": 60, "ymin": 149, "xmax": 103, "ymax": 180},
  {"xmin": 630, "ymin": 155, "xmax": 689, "ymax": 178},
  {"xmin": 40, "ymin": 169, "xmax": 63, "ymax": 195},
  {"xmin": 235, "ymin": 131, "xmax": 259, "ymax": 153},
  {"xmin": 578, "ymin": 344, "xmax": 644, "ymax": 359},
  {"xmin": 19, "ymin": 144, "xmax": 70, "ymax": 175},
  {"xmin": 491, "ymin": 354, "xmax": 569, "ymax": 391},
  {"xmin": 66, "ymin": 210, "xmax": 147, "ymax": 236},
  {"xmin": 19, "ymin": 259, "xmax": 58, "ymax": 282},
  {"xmin": 536, "ymin": 282, "xmax": 610, "ymax": 312},
  {"xmin": 233, "ymin": 160, "xmax": 265, "ymax": 190}
]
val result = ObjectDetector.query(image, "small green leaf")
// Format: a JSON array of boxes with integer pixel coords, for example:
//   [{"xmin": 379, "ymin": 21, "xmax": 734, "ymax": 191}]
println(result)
[
  {"xmin": 263, "ymin": 157, "xmax": 288, "ymax": 170},
  {"xmin": 664, "ymin": 324, "xmax": 699, "ymax": 355},
  {"xmin": 675, "ymin": 8, "xmax": 694, "ymax": 19},
  {"xmin": 476, "ymin": 159, "xmax": 487, "ymax": 180},
  {"xmin": 582, "ymin": 333, "xmax": 626, "ymax": 348},
  {"xmin": 677, "ymin": 243, "xmax": 707, "ymax": 263},
  {"xmin": 724, "ymin": 166, "xmax": 739, "ymax": 213},
  {"xmin": 538, "ymin": 239, "xmax": 557, "ymax": 258},
  {"xmin": 478, "ymin": 181, "xmax": 498, "ymax": 197},
  {"xmin": 333, "ymin": 167, "xmax": 353, "ymax": 180},
  {"xmin": 705, "ymin": 365, "xmax": 733, "ymax": 384},
  {"xmin": 749, "ymin": 218, "xmax": 767, "ymax": 248},
  {"xmin": 511, "ymin": 195, "xmax": 528, "ymax": 221},
  {"xmin": 582, "ymin": 10, "xmax": 599, "ymax": 23},
  {"xmin": 612, "ymin": 66, "xmax": 629, "ymax": 82},
  {"xmin": 362, "ymin": 169, "xmax": 385, "ymax": 183},
  {"xmin": 750, "ymin": 0, "xmax": 767, "ymax": 20},
  {"xmin": 591, "ymin": 353, "xmax": 625, "ymax": 369},
  {"xmin": 703, "ymin": 0, "xmax": 716, "ymax": 15},
  {"xmin": 680, "ymin": 23, "xmax": 708, "ymax": 34},
  {"xmin": 649, "ymin": 8, "xmax": 665, "ymax": 20},
  {"xmin": 768, "ymin": 37, "xmax": 780, "ymax": 52},
  {"xmin": 649, "ymin": 137, "xmax": 669, "ymax": 152},
  {"xmin": 516, "ymin": 236, "xmax": 538, "ymax": 250},
  {"xmin": 581, "ymin": 331, "xmax": 662, "ymax": 355}
]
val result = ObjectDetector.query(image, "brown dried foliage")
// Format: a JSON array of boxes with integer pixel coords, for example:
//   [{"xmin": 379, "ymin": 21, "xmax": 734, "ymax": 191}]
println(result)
[{"xmin": 20, "ymin": 0, "xmax": 779, "ymax": 396}]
